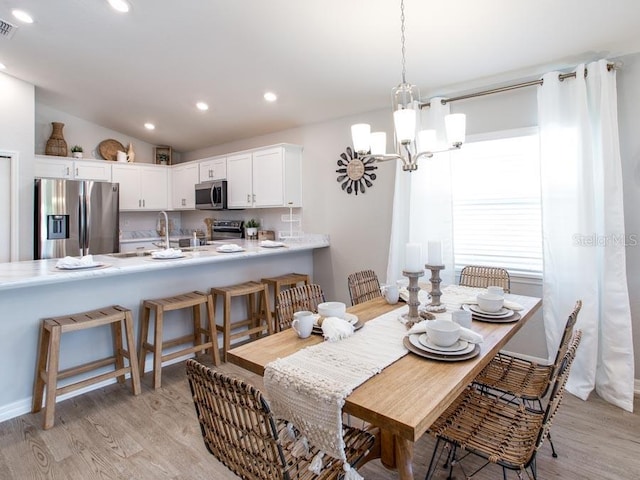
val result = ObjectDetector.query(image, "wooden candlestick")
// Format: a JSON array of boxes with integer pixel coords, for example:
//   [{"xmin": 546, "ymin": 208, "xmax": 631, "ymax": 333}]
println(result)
[
  {"xmin": 424, "ymin": 264, "xmax": 446, "ymax": 313},
  {"xmin": 401, "ymin": 269, "xmax": 424, "ymax": 325}
]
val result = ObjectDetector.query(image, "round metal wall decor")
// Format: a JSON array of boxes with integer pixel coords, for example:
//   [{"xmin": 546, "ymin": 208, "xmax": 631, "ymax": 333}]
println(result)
[{"xmin": 336, "ymin": 147, "xmax": 378, "ymax": 195}]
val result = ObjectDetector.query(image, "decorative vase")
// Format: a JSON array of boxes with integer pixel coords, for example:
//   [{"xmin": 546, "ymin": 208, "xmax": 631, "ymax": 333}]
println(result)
[
  {"xmin": 127, "ymin": 142, "xmax": 135, "ymax": 163},
  {"xmin": 45, "ymin": 122, "xmax": 68, "ymax": 157}
]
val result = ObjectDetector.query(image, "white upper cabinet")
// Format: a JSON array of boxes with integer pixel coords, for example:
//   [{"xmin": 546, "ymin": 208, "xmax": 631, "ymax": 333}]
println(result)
[
  {"xmin": 34, "ymin": 155, "xmax": 112, "ymax": 181},
  {"xmin": 171, "ymin": 162, "xmax": 198, "ymax": 210},
  {"xmin": 112, "ymin": 163, "xmax": 168, "ymax": 211},
  {"xmin": 226, "ymin": 144, "xmax": 302, "ymax": 209},
  {"xmin": 198, "ymin": 156, "xmax": 227, "ymax": 182}
]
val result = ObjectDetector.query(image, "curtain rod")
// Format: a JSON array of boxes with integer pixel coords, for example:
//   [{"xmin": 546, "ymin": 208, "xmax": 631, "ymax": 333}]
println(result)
[{"xmin": 420, "ymin": 62, "xmax": 617, "ymax": 108}]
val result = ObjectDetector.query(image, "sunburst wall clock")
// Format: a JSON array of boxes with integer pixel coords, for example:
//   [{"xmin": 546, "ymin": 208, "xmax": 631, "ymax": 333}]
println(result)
[{"xmin": 335, "ymin": 147, "xmax": 378, "ymax": 195}]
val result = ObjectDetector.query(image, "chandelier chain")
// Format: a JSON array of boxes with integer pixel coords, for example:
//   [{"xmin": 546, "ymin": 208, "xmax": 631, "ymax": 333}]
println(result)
[{"xmin": 400, "ymin": 0, "xmax": 406, "ymax": 84}]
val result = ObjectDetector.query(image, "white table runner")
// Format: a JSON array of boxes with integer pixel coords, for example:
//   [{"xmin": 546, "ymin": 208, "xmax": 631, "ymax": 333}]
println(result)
[{"xmin": 264, "ymin": 305, "xmax": 409, "ymax": 461}]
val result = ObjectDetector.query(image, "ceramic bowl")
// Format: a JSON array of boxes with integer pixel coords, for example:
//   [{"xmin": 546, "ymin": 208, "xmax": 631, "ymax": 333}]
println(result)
[
  {"xmin": 426, "ymin": 319, "xmax": 461, "ymax": 347},
  {"xmin": 477, "ymin": 293, "xmax": 504, "ymax": 312},
  {"xmin": 317, "ymin": 301, "xmax": 346, "ymax": 319}
]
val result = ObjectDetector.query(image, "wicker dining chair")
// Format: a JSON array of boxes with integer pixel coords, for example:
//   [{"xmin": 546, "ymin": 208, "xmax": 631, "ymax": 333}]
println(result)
[
  {"xmin": 425, "ymin": 330, "xmax": 582, "ymax": 480},
  {"xmin": 347, "ymin": 269, "xmax": 382, "ymax": 306},
  {"xmin": 275, "ymin": 283, "xmax": 326, "ymax": 332},
  {"xmin": 473, "ymin": 300, "xmax": 582, "ymax": 457},
  {"xmin": 458, "ymin": 265, "xmax": 511, "ymax": 293},
  {"xmin": 185, "ymin": 359, "xmax": 375, "ymax": 480}
]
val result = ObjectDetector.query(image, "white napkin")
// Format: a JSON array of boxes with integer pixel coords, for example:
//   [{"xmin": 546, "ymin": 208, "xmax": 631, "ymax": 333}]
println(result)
[
  {"xmin": 406, "ymin": 320, "xmax": 484, "ymax": 344},
  {"xmin": 151, "ymin": 248, "xmax": 182, "ymax": 259},
  {"xmin": 260, "ymin": 240, "xmax": 285, "ymax": 247},
  {"xmin": 216, "ymin": 244, "xmax": 243, "ymax": 253},
  {"xmin": 56, "ymin": 255, "xmax": 95, "ymax": 268},
  {"xmin": 321, "ymin": 316, "xmax": 355, "ymax": 342},
  {"xmin": 461, "ymin": 296, "xmax": 524, "ymax": 311}
]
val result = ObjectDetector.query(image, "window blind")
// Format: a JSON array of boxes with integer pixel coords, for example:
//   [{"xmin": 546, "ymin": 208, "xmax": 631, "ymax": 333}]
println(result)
[{"xmin": 451, "ymin": 132, "xmax": 542, "ymax": 276}]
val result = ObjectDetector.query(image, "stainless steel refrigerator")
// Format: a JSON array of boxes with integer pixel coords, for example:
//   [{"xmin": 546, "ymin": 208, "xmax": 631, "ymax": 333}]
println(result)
[{"xmin": 34, "ymin": 178, "xmax": 120, "ymax": 259}]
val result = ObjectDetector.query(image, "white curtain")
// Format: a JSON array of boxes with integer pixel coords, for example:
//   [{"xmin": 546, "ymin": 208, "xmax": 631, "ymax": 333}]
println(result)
[
  {"xmin": 386, "ymin": 98, "xmax": 455, "ymax": 286},
  {"xmin": 538, "ymin": 59, "xmax": 634, "ymax": 411}
]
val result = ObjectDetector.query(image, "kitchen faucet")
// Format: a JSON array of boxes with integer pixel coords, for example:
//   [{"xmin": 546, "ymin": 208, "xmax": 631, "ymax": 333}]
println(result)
[{"xmin": 160, "ymin": 211, "xmax": 170, "ymax": 250}]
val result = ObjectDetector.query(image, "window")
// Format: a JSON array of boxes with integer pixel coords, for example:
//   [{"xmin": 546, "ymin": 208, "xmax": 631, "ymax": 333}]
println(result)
[{"xmin": 451, "ymin": 130, "xmax": 542, "ymax": 277}]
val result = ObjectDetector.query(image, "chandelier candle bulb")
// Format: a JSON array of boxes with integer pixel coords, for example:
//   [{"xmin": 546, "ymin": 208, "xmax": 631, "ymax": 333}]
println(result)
[
  {"xmin": 393, "ymin": 109, "xmax": 417, "ymax": 144},
  {"xmin": 427, "ymin": 241, "xmax": 442, "ymax": 266},
  {"xmin": 370, "ymin": 132, "xmax": 387, "ymax": 155},
  {"xmin": 405, "ymin": 243, "xmax": 423, "ymax": 272},
  {"xmin": 351, "ymin": 124, "xmax": 371, "ymax": 153}
]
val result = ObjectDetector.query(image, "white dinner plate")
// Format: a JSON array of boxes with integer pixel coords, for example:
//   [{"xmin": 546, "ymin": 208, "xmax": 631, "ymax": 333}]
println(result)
[
  {"xmin": 409, "ymin": 334, "xmax": 475, "ymax": 356},
  {"xmin": 405, "ymin": 335, "xmax": 479, "ymax": 361},
  {"xmin": 418, "ymin": 334, "xmax": 469, "ymax": 352},
  {"xmin": 150, "ymin": 254, "xmax": 186, "ymax": 260},
  {"xmin": 466, "ymin": 304, "xmax": 514, "ymax": 318},
  {"xmin": 312, "ymin": 313, "xmax": 360, "ymax": 334},
  {"xmin": 56, "ymin": 262, "xmax": 107, "ymax": 270},
  {"xmin": 260, "ymin": 241, "xmax": 286, "ymax": 248},
  {"xmin": 215, "ymin": 246, "xmax": 245, "ymax": 253}
]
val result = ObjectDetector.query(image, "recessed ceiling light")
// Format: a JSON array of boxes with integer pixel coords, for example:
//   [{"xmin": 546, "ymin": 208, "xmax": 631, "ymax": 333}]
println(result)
[
  {"xmin": 107, "ymin": 0, "xmax": 131, "ymax": 13},
  {"xmin": 144, "ymin": 123, "xmax": 155, "ymax": 130},
  {"xmin": 11, "ymin": 9, "xmax": 34, "ymax": 24},
  {"xmin": 0, "ymin": 63, "xmax": 6, "ymax": 70},
  {"xmin": 264, "ymin": 92, "xmax": 277, "ymax": 102},
  {"xmin": 196, "ymin": 102, "xmax": 209, "ymax": 111}
]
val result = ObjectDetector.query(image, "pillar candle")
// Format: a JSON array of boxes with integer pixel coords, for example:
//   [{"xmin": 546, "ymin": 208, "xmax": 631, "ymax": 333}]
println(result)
[
  {"xmin": 405, "ymin": 243, "xmax": 423, "ymax": 272},
  {"xmin": 427, "ymin": 240, "xmax": 442, "ymax": 265}
]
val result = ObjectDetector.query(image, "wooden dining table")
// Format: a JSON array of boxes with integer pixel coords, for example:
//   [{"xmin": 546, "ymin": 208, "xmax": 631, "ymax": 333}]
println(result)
[{"xmin": 227, "ymin": 289, "xmax": 542, "ymax": 480}]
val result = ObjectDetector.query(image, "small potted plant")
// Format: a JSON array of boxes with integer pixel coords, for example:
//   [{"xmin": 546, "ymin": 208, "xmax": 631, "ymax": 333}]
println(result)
[
  {"xmin": 245, "ymin": 219, "xmax": 260, "ymax": 238},
  {"xmin": 71, "ymin": 145, "xmax": 83, "ymax": 159}
]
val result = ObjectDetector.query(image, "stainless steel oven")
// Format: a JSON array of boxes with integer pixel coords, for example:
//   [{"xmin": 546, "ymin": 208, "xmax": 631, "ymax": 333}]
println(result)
[{"xmin": 195, "ymin": 180, "xmax": 227, "ymax": 210}]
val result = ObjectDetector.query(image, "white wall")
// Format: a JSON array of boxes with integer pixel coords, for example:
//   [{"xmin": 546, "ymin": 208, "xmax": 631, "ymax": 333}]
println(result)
[{"xmin": 0, "ymin": 73, "xmax": 34, "ymax": 261}]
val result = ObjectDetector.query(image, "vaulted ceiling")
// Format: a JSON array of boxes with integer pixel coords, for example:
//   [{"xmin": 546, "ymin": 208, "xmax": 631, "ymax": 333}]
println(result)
[{"xmin": 1, "ymin": 0, "xmax": 639, "ymax": 152}]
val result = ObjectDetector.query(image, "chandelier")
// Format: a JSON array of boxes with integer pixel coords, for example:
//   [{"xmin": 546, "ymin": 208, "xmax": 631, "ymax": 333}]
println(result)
[{"xmin": 350, "ymin": 0, "xmax": 466, "ymax": 172}]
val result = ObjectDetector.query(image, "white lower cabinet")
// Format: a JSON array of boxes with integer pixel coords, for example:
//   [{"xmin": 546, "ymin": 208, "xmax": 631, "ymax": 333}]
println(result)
[
  {"xmin": 171, "ymin": 162, "xmax": 198, "ymax": 209},
  {"xmin": 112, "ymin": 163, "xmax": 168, "ymax": 210},
  {"xmin": 226, "ymin": 144, "xmax": 302, "ymax": 209},
  {"xmin": 34, "ymin": 155, "xmax": 112, "ymax": 181}
]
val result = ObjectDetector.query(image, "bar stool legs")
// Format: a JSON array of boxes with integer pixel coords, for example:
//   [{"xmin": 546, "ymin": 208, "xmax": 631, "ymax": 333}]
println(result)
[
  {"xmin": 261, "ymin": 273, "xmax": 310, "ymax": 332},
  {"xmin": 138, "ymin": 291, "xmax": 219, "ymax": 389},
  {"xmin": 31, "ymin": 305, "xmax": 140, "ymax": 430},
  {"xmin": 211, "ymin": 281, "xmax": 273, "ymax": 362}
]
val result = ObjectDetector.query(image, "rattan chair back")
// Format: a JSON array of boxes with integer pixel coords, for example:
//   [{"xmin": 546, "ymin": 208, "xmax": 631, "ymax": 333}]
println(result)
[
  {"xmin": 548, "ymin": 300, "xmax": 582, "ymax": 384},
  {"xmin": 459, "ymin": 265, "xmax": 511, "ymax": 293},
  {"xmin": 275, "ymin": 283, "xmax": 325, "ymax": 332},
  {"xmin": 347, "ymin": 269, "xmax": 382, "ymax": 306},
  {"xmin": 185, "ymin": 359, "xmax": 375, "ymax": 480}
]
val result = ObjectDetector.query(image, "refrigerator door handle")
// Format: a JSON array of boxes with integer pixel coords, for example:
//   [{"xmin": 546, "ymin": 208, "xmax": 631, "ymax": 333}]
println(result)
[
  {"xmin": 83, "ymin": 183, "xmax": 92, "ymax": 254},
  {"xmin": 78, "ymin": 188, "xmax": 86, "ymax": 255}
]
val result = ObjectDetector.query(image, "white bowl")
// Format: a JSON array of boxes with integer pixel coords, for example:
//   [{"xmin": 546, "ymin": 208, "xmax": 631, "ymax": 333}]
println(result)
[
  {"xmin": 477, "ymin": 293, "xmax": 504, "ymax": 313},
  {"xmin": 317, "ymin": 301, "xmax": 346, "ymax": 319},
  {"xmin": 426, "ymin": 319, "xmax": 461, "ymax": 347}
]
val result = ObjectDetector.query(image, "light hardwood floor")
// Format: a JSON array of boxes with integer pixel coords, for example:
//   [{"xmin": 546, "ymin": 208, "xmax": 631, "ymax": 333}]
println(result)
[{"xmin": 1, "ymin": 358, "xmax": 638, "ymax": 479}]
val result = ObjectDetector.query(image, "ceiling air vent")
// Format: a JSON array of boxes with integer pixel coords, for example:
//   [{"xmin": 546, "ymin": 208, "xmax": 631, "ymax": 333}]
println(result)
[{"xmin": 0, "ymin": 19, "xmax": 17, "ymax": 39}]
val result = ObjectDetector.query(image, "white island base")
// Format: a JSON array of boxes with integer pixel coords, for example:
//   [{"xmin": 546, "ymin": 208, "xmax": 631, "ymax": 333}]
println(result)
[{"xmin": 0, "ymin": 236, "xmax": 328, "ymax": 422}]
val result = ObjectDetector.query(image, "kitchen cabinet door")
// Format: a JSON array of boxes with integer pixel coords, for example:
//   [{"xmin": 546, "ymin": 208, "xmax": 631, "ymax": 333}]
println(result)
[
  {"xmin": 73, "ymin": 159, "xmax": 111, "ymax": 181},
  {"xmin": 34, "ymin": 155, "xmax": 111, "ymax": 181},
  {"xmin": 226, "ymin": 152, "xmax": 253, "ymax": 208},
  {"xmin": 172, "ymin": 162, "xmax": 198, "ymax": 209},
  {"xmin": 252, "ymin": 147, "xmax": 284, "ymax": 207},
  {"xmin": 198, "ymin": 156, "xmax": 227, "ymax": 182},
  {"xmin": 112, "ymin": 164, "xmax": 168, "ymax": 210}
]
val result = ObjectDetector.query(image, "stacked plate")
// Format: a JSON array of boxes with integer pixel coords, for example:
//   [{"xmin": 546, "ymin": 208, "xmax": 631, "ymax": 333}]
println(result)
[
  {"xmin": 404, "ymin": 333, "xmax": 480, "ymax": 361},
  {"xmin": 311, "ymin": 313, "xmax": 362, "ymax": 335},
  {"xmin": 462, "ymin": 304, "xmax": 521, "ymax": 323}
]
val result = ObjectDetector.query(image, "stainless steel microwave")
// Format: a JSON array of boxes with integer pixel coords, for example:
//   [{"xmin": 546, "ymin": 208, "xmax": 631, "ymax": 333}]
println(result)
[{"xmin": 195, "ymin": 180, "xmax": 227, "ymax": 210}]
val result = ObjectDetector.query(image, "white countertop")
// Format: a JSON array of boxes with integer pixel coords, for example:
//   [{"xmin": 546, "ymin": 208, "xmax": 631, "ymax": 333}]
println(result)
[{"xmin": 0, "ymin": 235, "xmax": 329, "ymax": 292}]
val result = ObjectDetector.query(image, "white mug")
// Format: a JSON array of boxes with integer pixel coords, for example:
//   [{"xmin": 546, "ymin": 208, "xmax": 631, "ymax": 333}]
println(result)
[
  {"xmin": 381, "ymin": 284, "xmax": 399, "ymax": 304},
  {"xmin": 116, "ymin": 150, "xmax": 128, "ymax": 163},
  {"xmin": 452, "ymin": 309, "xmax": 472, "ymax": 329},
  {"xmin": 292, "ymin": 310, "xmax": 315, "ymax": 338}
]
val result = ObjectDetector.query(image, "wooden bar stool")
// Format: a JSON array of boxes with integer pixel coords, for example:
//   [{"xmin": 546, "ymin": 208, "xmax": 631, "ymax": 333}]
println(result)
[
  {"xmin": 138, "ymin": 291, "xmax": 219, "ymax": 389},
  {"xmin": 261, "ymin": 273, "xmax": 310, "ymax": 331},
  {"xmin": 31, "ymin": 305, "xmax": 141, "ymax": 430},
  {"xmin": 211, "ymin": 281, "xmax": 273, "ymax": 361}
]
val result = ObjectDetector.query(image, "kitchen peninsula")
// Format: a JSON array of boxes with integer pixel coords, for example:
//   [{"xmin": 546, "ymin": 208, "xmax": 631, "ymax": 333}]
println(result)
[{"xmin": 0, "ymin": 236, "xmax": 329, "ymax": 422}]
